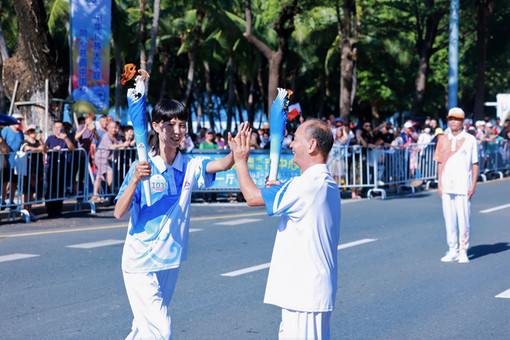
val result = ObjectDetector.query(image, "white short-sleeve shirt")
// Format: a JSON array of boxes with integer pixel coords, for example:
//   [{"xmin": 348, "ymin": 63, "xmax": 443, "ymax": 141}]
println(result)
[
  {"xmin": 434, "ymin": 131, "xmax": 478, "ymax": 195},
  {"xmin": 115, "ymin": 152, "xmax": 215, "ymax": 273},
  {"xmin": 260, "ymin": 164, "xmax": 341, "ymax": 312}
]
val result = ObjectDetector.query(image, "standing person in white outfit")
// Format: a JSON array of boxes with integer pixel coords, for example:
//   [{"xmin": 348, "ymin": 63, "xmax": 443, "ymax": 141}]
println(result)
[
  {"xmin": 114, "ymin": 99, "xmax": 241, "ymax": 339},
  {"xmin": 434, "ymin": 107, "xmax": 479, "ymax": 264},
  {"xmin": 229, "ymin": 118, "xmax": 341, "ymax": 340}
]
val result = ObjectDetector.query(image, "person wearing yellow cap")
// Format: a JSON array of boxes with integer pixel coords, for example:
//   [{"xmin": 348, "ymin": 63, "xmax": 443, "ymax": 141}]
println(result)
[{"xmin": 433, "ymin": 107, "xmax": 479, "ymax": 264}]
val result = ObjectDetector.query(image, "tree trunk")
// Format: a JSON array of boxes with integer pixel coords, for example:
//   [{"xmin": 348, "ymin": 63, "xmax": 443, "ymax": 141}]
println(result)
[
  {"xmin": 244, "ymin": 0, "xmax": 298, "ymax": 119},
  {"xmin": 256, "ymin": 61, "xmax": 267, "ymax": 123},
  {"xmin": 473, "ymin": 0, "xmax": 495, "ymax": 121},
  {"xmin": 193, "ymin": 85, "xmax": 203, "ymax": 132},
  {"xmin": 337, "ymin": 0, "xmax": 357, "ymax": 124},
  {"xmin": 139, "ymin": 0, "xmax": 147, "ymax": 68},
  {"xmin": 203, "ymin": 60, "xmax": 215, "ymax": 131},
  {"xmin": 410, "ymin": 51, "xmax": 430, "ymax": 117},
  {"xmin": 3, "ymin": 0, "xmax": 66, "ymax": 126},
  {"xmin": 226, "ymin": 50, "xmax": 235, "ymax": 133},
  {"xmin": 241, "ymin": 74, "xmax": 255, "ymax": 125},
  {"xmin": 183, "ymin": 9, "xmax": 205, "ymax": 132},
  {"xmin": 410, "ymin": 1, "xmax": 445, "ymax": 117},
  {"xmin": 111, "ymin": 0, "xmax": 123, "ymax": 122},
  {"xmin": 159, "ymin": 53, "xmax": 169, "ymax": 99},
  {"xmin": 144, "ymin": 0, "xmax": 161, "ymax": 95}
]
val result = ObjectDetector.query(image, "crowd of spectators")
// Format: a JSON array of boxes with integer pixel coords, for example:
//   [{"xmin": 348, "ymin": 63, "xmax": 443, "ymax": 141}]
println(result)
[
  {"xmin": 0, "ymin": 111, "xmax": 509, "ymax": 220},
  {"xmin": 0, "ymin": 113, "xmax": 137, "ymax": 220}
]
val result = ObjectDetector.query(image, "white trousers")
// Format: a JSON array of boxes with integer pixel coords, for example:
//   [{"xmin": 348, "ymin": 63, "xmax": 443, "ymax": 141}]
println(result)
[
  {"xmin": 123, "ymin": 268, "xmax": 180, "ymax": 340},
  {"xmin": 279, "ymin": 309, "xmax": 331, "ymax": 340},
  {"xmin": 442, "ymin": 193, "xmax": 470, "ymax": 251}
]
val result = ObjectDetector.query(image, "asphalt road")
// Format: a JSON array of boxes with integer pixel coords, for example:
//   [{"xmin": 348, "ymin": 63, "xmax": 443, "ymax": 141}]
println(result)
[{"xmin": 0, "ymin": 178, "xmax": 509, "ymax": 340}]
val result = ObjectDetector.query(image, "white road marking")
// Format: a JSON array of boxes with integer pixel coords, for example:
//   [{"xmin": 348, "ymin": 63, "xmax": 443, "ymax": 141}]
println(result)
[
  {"xmin": 214, "ymin": 218, "xmax": 261, "ymax": 226},
  {"xmin": 222, "ymin": 238, "xmax": 378, "ymax": 277},
  {"xmin": 0, "ymin": 253, "xmax": 39, "ymax": 263},
  {"xmin": 338, "ymin": 238, "xmax": 378, "ymax": 250},
  {"xmin": 495, "ymin": 289, "xmax": 510, "ymax": 299},
  {"xmin": 480, "ymin": 203, "xmax": 510, "ymax": 214},
  {"xmin": 67, "ymin": 230, "xmax": 203, "ymax": 249},
  {"xmin": 66, "ymin": 239, "xmax": 125, "ymax": 249},
  {"xmin": 221, "ymin": 263, "xmax": 271, "ymax": 277}
]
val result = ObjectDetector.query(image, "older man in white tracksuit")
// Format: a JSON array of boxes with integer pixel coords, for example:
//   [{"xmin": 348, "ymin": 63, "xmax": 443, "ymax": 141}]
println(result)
[
  {"xmin": 434, "ymin": 107, "xmax": 479, "ymax": 264},
  {"xmin": 229, "ymin": 119, "xmax": 341, "ymax": 339}
]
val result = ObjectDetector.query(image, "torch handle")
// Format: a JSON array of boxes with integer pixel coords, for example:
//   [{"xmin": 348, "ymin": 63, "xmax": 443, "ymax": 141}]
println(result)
[
  {"xmin": 135, "ymin": 138, "xmax": 152, "ymax": 207},
  {"xmin": 269, "ymin": 153, "xmax": 280, "ymax": 181}
]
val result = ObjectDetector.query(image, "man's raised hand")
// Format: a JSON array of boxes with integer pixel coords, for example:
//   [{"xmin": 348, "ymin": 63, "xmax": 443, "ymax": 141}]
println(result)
[{"xmin": 228, "ymin": 122, "xmax": 252, "ymax": 164}]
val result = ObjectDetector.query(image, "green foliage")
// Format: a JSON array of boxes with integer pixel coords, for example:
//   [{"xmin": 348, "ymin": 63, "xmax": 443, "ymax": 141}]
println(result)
[{"xmin": 1, "ymin": 0, "xmax": 508, "ymax": 125}]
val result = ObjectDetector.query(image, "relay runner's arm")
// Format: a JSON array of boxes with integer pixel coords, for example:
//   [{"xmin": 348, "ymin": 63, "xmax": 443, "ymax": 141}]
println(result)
[
  {"xmin": 205, "ymin": 122, "xmax": 251, "ymax": 174},
  {"xmin": 228, "ymin": 122, "xmax": 265, "ymax": 207}
]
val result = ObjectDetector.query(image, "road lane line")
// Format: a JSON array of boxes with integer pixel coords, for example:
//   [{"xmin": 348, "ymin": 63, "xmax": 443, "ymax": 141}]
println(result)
[
  {"xmin": 214, "ymin": 218, "xmax": 261, "ymax": 226},
  {"xmin": 0, "ymin": 253, "xmax": 39, "ymax": 263},
  {"xmin": 66, "ymin": 229, "xmax": 203, "ymax": 249},
  {"xmin": 0, "ymin": 213, "xmax": 268, "ymax": 238},
  {"xmin": 222, "ymin": 238, "xmax": 379, "ymax": 277},
  {"xmin": 191, "ymin": 212, "xmax": 267, "ymax": 221},
  {"xmin": 221, "ymin": 263, "xmax": 270, "ymax": 277},
  {"xmin": 67, "ymin": 239, "xmax": 125, "ymax": 249},
  {"xmin": 0, "ymin": 225, "xmax": 128, "ymax": 238},
  {"xmin": 495, "ymin": 289, "xmax": 510, "ymax": 299},
  {"xmin": 338, "ymin": 238, "xmax": 378, "ymax": 250},
  {"xmin": 480, "ymin": 203, "xmax": 510, "ymax": 214}
]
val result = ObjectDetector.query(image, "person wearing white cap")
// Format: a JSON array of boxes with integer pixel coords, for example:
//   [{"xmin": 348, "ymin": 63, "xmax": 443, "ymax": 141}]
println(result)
[{"xmin": 434, "ymin": 107, "xmax": 479, "ymax": 263}]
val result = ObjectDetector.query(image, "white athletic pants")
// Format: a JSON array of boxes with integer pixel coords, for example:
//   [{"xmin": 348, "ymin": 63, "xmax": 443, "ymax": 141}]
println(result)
[
  {"xmin": 442, "ymin": 193, "xmax": 470, "ymax": 251},
  {"xmin": 123, "ymin": 268, "xmax": 180, "ymax": 340},
  {"xmin": 279, "ymin": 309, "xmax": 331, "ymax": 340}
]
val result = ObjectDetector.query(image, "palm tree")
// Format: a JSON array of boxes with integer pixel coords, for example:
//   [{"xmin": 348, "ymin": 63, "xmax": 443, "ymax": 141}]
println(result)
[
  {"xmin": 243, "ymin": 0, "xmax": 300, "ymax": 119},
  {"xmin": 3, "ymin": 0, "xmax": 66, "ymax": 125}
]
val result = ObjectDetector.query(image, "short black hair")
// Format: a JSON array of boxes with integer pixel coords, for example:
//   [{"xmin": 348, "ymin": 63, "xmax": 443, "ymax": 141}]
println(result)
[
  {"xmin": 151, "ymin": 99, "xmax": 188, "ymax": 124},
  {"xmin": 150, "ymin": 99, "xmax": 188, "ymax": 154},
  {"xmin": 304, "ymin": 119, "xmax": 334, "ymax": 158}
]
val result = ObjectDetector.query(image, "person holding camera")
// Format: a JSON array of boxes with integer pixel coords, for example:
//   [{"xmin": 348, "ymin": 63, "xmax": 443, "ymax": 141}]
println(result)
[{"xmin": 45, "ymin": 121, "xmax": 75, "ymax": 217}]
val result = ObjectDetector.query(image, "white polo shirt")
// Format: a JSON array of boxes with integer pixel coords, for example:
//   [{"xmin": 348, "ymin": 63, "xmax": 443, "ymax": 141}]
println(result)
[
  {"xmin": 260, "ymin": 164, "xmax": 341, "ymax": 312},
  {"xmin": 115, "ymin": 152, "xmax": 214, "ymax": 273},
  {"xmin": 434, "ymin": 131, "xmax": 478, "ymax": 195}
]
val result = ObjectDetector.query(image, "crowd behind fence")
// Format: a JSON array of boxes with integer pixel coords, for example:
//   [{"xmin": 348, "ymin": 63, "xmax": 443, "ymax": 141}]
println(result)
[{"xmin": 1, "ymin": 139, "xmax": 509, "ymax": 223}]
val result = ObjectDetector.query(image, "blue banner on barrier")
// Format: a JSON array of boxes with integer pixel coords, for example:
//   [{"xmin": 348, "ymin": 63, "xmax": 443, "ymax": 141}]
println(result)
[{"xmin": 189, "ymin": 153, "xmax": 300, "ymax": 188}]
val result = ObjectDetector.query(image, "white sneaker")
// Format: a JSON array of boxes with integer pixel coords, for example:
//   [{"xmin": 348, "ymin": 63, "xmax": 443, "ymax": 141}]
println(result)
[
  {"xmin": 458, "ymin": 251, "xmax": 469, "ymax": 263},
  {"xmin": 441, "ymin": 250, "xmax": 459, "ymax": 262}
]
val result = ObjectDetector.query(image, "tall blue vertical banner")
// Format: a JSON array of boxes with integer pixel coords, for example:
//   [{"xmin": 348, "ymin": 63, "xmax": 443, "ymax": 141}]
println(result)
[
  {"xmin": 70, "ymin": 0, "xmax": 111, "ymax": 113},
  {"xmin": 448, "ymin": 0, "xmax": 459, "ymax": 110}
]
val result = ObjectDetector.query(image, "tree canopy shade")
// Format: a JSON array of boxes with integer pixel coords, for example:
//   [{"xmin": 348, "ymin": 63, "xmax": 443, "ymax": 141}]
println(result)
[{"xmin": 0, "ymin": 0, "xmax": 509, "ymax": 130}]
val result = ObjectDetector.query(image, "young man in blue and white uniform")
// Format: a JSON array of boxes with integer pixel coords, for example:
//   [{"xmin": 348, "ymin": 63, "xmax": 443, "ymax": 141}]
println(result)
[
  {"xmin": 114, "ymin": 99, "xmax": 245, "ymax": 339},
  {"xmin": 229, "ymin": 119, "xmax": 341, "ymax": 340}
]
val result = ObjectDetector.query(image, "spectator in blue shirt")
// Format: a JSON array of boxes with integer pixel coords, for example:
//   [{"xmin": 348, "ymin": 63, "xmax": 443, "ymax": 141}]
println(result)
[{"xmin": 1, "ymin": 112, "xmax": 24, "ymax": 205}]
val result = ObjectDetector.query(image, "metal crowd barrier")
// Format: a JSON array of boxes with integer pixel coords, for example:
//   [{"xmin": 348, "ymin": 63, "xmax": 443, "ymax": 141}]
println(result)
[
  {"xmin": 1, "ymin": 139, "xmax": 509, "ymax": 223},
  {"xmin": 478, "ymin": 139, "xmax": 510, "ymax": 181},
  {"xmin": 0, "ymin": 148, "xmax": 92, "ymax": 222},
  {"xmin": 327, "ymin": 143, "xmax": 438, "ymax": 199},
  {"xmin": 90, "ymin": 146, "xmax": 137, "ymax": 205}
]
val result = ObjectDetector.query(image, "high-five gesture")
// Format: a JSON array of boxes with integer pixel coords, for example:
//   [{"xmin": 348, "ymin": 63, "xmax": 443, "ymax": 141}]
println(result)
[{"xmin": 228, "ymin": 122, "xmax": 252, "ymax": 164}]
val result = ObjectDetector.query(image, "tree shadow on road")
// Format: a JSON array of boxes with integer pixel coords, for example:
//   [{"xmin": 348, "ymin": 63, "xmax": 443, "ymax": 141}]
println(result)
[{"xmin": 468, "ymin": 243, "xmax": 510, "ymax": 260}]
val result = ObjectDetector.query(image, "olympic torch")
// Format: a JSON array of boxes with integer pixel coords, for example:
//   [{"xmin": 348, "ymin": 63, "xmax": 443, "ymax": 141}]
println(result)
[
  {"xmin": 127, "ymin": 75, "xmax": 152, "ymax": 206},
  {"xmin": 268, "ymin": 88, "xmax": 291, "ymax": 181}
]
